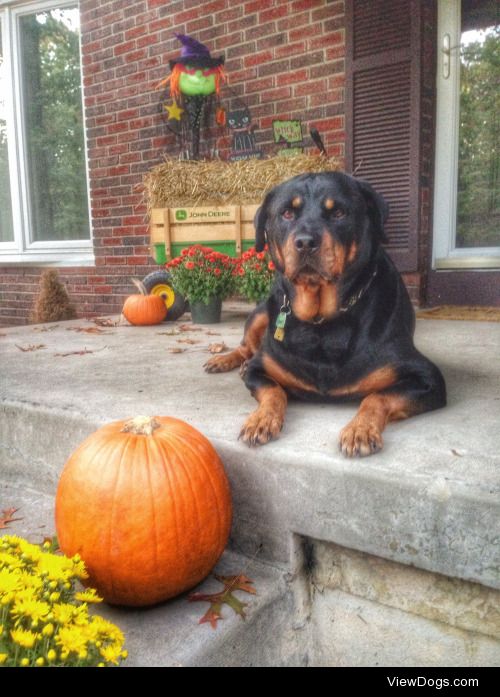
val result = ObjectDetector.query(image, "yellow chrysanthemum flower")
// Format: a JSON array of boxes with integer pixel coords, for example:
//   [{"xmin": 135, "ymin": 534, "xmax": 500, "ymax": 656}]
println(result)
[
  {"xmin": 10, "ymin": 628, "xmax": 40, "ymax": 648},
  {"xmin": 55, "ymin": 626, "xmax": 88, "ymax": 655},
  {"xmin": 42, "ymin": 622, "xmax": 55, "ymax": 637},
  {"xmin": 17, "ymin": 570, "xmax": 44, "ymax": 591},
  {"xmin": 0, "ymin": 568, "xmax": 20, "ymax": 592},
  {"xmin": 72, "ymin": 605, "xmax": 91, "ymax": 627},
  {"xmin": 0, "ymin": 653, "xmax": 7, "ymax": 665},
  {"xmin": 79, "ymin": 619, "xmax": 98, "ymax": 643},
  {"xmin": 35, "ymin": 657, "xmax": 45, "ymax": 667},
  {"xmin": 91, "ymin": 616, "xmax": 125, "ymax": 644},
  {"xmin": 17, "ymin": 537, "xmax": 43, "ymax": 561},
  {"xmin": 1, "ymin": 534, "xmax": 24, "ymax": 548},
  {"xmin": 11, "ymin": 598, "xmax": 50, "ymax": 624},
  {"xmin": 75, "ymin": 588, "xmax": 103, "ymax": 604},
  {"xmin": 71, "ymin": 558, "xmax": 89, "ymax": 580},
  {"xmin": 52, "ymin": 602, "xmax": 77, "ymax": 625},
  {"xmin": 37, "ymin": 553, "xmax": 73, "ymax": 582},
  {"xmin": 20, "ymin": 657, "xmax": 30, "ymax": 667},
  {"xmin": 99, "ymin": 643, "xmax": 123, "ymax": 665},
  {"xmin": 10, "ymin": 587, "xmax": 38, "ymax": 605},
  {"xmin": 47, "ymin": 649, "xmax": 57, "ymax": 662},
  {"xmin": 0, "ymin": 551, "xmax": 24, "ymax": 569}
]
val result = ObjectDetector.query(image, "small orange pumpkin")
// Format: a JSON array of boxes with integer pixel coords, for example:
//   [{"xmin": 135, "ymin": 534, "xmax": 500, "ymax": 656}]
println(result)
[
  {"xmin": 122, "ymin": 279, "xmax": 167, "ymax": 325},
  {"xmin": 55, "ymin": 416, "xmax": 232, "ymax": 606}
]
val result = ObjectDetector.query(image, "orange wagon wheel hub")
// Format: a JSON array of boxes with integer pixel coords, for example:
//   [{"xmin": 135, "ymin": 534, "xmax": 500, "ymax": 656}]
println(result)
[{"xmin": 150, "ymin": 283, "xmax": 176, "ymax": 309}]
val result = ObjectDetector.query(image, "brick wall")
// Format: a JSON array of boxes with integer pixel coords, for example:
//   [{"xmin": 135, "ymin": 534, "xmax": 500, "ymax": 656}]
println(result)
[{"xmin": 0, "ymin": 0, "xmax": 346, "ymax": 326}]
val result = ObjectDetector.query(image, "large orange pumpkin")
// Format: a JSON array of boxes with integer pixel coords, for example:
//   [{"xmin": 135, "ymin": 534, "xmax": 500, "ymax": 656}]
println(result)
[
  {"xmin": 55, "ymin": 416, "xmax": 232, "ymax": 606},
  {"xmin": 122, "ymin": 279, "xmax": 167, "ymax": 325}
]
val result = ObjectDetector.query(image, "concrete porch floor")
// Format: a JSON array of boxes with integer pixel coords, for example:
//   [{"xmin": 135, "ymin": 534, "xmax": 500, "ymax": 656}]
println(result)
[{"xmin": 1, "ymin": 302, "xmax": 499, "ymax": 666}]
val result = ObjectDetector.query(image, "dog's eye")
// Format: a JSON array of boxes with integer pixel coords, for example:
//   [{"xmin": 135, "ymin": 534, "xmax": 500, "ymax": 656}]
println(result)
[{"xmin": 282, "ymin": 209, "xmax": 295, "ymax": 220}]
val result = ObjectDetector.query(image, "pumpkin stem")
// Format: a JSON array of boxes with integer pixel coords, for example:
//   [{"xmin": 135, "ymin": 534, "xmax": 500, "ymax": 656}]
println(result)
[
  {"xmin": 131, "ymin": 278, "xmax": 148, "ymax": 296},
  {"xmin": 121, "ymin": 416, "xmax": 161, "ymax": 435}
]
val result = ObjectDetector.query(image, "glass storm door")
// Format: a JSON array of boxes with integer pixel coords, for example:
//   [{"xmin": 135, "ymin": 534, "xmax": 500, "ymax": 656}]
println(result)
[{"xmin": 433, "ymin": 0, "xmax": 499, "ymax": 270}]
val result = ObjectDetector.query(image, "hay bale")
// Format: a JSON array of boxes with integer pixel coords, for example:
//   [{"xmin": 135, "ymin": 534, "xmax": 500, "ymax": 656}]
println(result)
[
  {"xmin": 30, "ymin": 270, "xmax": 76, "ymax": 323},
  {"xmin": 143, "ymin": 154, "xmax": 340, "ymax": 212}
]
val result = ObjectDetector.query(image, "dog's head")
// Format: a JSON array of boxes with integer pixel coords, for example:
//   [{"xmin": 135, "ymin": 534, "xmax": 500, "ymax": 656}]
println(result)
[{"xmin": 254, "ymin": 172, "xmax": 388, "ymax": 321}]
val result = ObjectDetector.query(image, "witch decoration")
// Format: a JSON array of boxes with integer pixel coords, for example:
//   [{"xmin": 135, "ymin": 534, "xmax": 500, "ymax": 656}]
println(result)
[{"xmin": 157, "ymin": 34, "xmax": 228, "ymax": 160}]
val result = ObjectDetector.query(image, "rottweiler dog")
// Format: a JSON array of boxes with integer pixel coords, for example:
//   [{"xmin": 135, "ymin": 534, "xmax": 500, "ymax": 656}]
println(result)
[{"xmin": 205, "ymin": 171, "xmax": 446, "ymax": 457}]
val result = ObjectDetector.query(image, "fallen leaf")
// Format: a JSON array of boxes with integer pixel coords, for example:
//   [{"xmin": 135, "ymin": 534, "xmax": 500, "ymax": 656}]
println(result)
[
  {"xmin": 67, "ymin": 326, "xmax": 110, "ymax": 334},
  {"xmin": 33, "ymin": 325, "xmax": 59, "ymax": 332},
  {"xmin": 93, "ymin": 317, "xmax": 119, "ymax": 327},
  {"xmin": 206, "ymin": 331, "xmax": 221, "ymax": 336},
  {"xmin": 451, "ymin": 449, "xmax": 463, "ymax": 457},
  {"xmin": 15, "ymin": 344, "xmax": 46, "ymax": 352},
  {"xmin": 215, "ymin": 574, "xmax": 257, "ymax": 595},
  {"xmin": 54, "ymin": 346, "xmax": 107, "ymax": 357},
  {"xmin": 189, "ymin": 573, "xmax": 256, "ymax": 629},
  {"xmin": 179, "ymin": 324, "xmax": 203, "ymax": 332},
  {"xmin": 177, "ymin": 338, "xmax": 201, "ymax": 345},
  {"xmin": 168, "ymin": 348, "xmax": 186, "ymax": 354},
  {"xmin": 208, "ymin": 342, "xmax": 228, "ymax": 354},
  {"xmin": 156, "ymin": 330, "xmax": 180, "ymax": 336},
  {"xmin": 0, "ymin": 507, "xmax": 23, "ymax": 529}
]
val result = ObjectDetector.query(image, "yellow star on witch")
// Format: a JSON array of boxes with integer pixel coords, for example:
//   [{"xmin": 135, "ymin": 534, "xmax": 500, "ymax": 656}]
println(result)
[{"xmin": 164, "ymin": 100, "xmax": 184, "ymax": 121}]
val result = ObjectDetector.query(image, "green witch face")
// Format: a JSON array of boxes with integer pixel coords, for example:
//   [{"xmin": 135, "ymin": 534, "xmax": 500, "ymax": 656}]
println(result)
[{"xmin": 178, "ymin": 66, "xmax": 217, "ymax": 96}]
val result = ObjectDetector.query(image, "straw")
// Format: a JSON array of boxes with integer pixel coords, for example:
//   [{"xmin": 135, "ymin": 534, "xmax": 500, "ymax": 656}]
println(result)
[{"xmin": 143, "ymin": 154, "xmax": 340, "ymax": 213}]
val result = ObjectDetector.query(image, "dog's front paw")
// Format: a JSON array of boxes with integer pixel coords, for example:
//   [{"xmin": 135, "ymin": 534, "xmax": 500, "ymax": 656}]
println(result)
[
  {"xmin": 204, "ymin": 351, "xmax": 242, "ymax": 373},
  {"xmin": 339, "ymin": 419, "xmax": 383, "ymax": 457},
  {"xmin": 239, "ymin": 409, "xmax": 283, "ymax": 446}
]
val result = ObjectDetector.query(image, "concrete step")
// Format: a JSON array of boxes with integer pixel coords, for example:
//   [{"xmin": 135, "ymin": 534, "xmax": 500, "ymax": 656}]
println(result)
[
  {"xmin": 0, "ymin": 480, "xmax": 301, "ymax": 667},
  {"xmin": 1, "ymin": 304, "xmax": 500, "ymax": 666}
]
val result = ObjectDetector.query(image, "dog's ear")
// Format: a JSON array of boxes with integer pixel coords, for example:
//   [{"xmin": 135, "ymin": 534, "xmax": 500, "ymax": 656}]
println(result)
[
  {"xmin": 254, "ymin": 190, "xmax": 274, "ymax": 252},
  {"xmin": 356, "ymin": 179, "xmax": 389, "ymax": 243}
]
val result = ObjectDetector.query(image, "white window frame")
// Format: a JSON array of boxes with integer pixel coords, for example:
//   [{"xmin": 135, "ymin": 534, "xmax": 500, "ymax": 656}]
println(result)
[
  {"xmin": 0, "ymin": 0, "xmax": 93, "ymax": 266},
  {"xmin": 433, "ymin": 0, "xmax": 500, "ymax": 270}
]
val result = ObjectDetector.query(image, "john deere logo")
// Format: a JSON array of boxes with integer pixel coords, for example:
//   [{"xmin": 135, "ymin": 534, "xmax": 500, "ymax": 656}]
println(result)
[{"xmin": 175, "ymin": 209, "xmax": 188, "ymax": 221}]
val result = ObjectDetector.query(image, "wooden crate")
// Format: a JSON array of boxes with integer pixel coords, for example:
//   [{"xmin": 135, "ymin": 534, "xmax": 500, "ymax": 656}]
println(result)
[{"xmin": 149, "ymin": 204, "xmax": 260, "ymax": 262}]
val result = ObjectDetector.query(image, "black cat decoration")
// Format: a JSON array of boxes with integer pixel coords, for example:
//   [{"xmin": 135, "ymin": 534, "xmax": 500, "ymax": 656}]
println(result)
[{"xmin": 227, "ymin": 108, "xmax": 262, "ymax": 161}]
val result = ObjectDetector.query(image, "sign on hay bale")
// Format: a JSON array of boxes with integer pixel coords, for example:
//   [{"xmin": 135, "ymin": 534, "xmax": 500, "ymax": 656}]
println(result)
[{"xmin": 143, "ymin": 154, "xmax": 339, "ymax": 261}]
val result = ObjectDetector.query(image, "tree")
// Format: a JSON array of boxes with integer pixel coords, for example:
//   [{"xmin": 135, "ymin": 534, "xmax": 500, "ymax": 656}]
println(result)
[
  {"xmin": 21, "ymin": 9, "xmax": 90, "ymax": 242},
  {"xmin": 457, "ymin": 27, "xmax": 499, "ymax": 248}
]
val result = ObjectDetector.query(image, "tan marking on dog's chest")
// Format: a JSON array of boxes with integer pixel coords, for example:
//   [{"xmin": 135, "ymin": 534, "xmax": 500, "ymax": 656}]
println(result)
[
  {"xmin": 329, "ymin": 366, "xmax": 398, "ymax": 397},
  {"xmin": 245, "ymin": 311, "xmax": 269, "ymax": 353},
  {"xmin": 262, "ymin": 353, "xmax": 318, "ymax": 393}
]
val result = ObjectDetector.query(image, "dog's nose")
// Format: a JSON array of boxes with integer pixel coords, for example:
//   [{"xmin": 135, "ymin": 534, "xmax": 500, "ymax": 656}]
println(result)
[{"xmin": 294, "ymin": 234, "xmax": 319, "ymax": 253}]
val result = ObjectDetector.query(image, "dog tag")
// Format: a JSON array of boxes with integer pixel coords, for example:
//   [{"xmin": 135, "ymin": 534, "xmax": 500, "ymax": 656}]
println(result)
[
  {"xmin": 275, "ymin": 311, "xmax": 287, "ymax": 329},
  {"xmin": 274, "ymin": 310, "xmax": 288, "ymax": 341}
]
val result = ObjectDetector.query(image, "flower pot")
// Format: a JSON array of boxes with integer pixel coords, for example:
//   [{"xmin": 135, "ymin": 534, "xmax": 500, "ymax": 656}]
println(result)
[{"xmin": 190, "ymin": 296, "xmax": 222, "ymax": 324}]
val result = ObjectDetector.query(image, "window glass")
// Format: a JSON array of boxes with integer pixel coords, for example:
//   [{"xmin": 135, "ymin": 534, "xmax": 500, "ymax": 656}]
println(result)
[
  {"xmin": 456, "ymin": 1, "xmax": 499, "ymax": 248},
  {"xmin": 19, "ymin": 7, "xmax": 90, "ymax": 242},
  {"xmin": 0, "ymin": 25, "xmax": 14, "ymax": 242}
]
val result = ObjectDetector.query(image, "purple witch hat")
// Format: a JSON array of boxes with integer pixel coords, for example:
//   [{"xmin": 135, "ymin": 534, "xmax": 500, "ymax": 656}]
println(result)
[{"xmin": 169, "ymin": 33, "xmax": 224, "ymax": 70}]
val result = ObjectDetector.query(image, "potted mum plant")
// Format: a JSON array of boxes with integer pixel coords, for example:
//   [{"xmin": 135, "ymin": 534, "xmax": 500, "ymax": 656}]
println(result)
[
  {"xmin": 0, "ymin": 535, "xmax": 127, "ymax": 667},
  {"xmin": 166, "ymin": 245, "xmax": 236, "ymax": 323},
  {"xmin": 236, "ymin": 246, "xmax": 276, "ymax": 303}
]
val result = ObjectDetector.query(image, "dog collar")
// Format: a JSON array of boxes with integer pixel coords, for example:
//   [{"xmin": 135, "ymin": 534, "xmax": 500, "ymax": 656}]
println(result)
[
  {"xmin": 338, "ymin": 268, "xmax": 378, "ymax": 315},
  {"xmin": 274, "ymin": 269, "xmax": 378, "ymax": 339}
]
